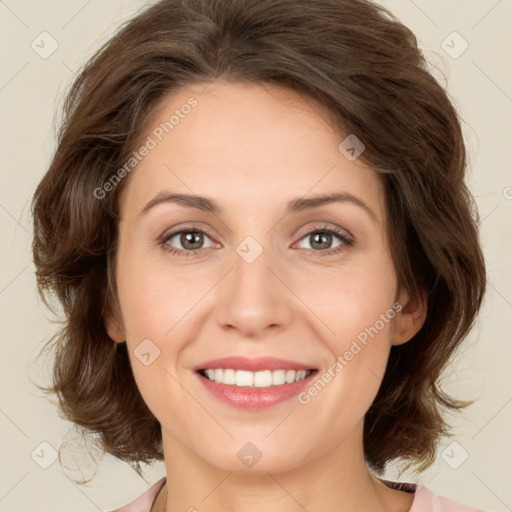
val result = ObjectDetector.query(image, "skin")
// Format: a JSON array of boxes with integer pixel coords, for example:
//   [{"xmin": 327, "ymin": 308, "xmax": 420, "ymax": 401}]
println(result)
[{"xmin": 106, "ymin": 80, "xmax": 427, "ymax": 512}]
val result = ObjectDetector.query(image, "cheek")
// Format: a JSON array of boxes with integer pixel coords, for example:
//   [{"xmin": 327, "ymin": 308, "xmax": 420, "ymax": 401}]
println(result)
[
  {"xmin": 116, "ymin": 245, "xmax": 210, "ymax": 341},
  {"xmin": 297, "ymin": 256, "xmax": 397, "ymax": 399},
  {"xmin": 296, "ymin": 286, "xmax": 397, "ymax": 434},
  {"xmin": 114, "ymin": 247, "xmax": 225, "ymax": 410},
  {"xmin": 297, "ymin": 254, "xmax": 397, "ymax": 343}
]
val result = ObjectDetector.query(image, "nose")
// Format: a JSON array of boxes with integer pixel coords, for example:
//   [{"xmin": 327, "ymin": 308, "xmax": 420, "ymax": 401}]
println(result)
[{"xmin": 215, "ymin": 242, "xmax": 294, "ymax": 339}]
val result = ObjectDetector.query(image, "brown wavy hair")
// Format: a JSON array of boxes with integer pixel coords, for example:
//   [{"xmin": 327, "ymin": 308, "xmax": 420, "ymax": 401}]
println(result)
[{"xmin": 31, "ymin": 0, "xmax": 486, "ymax": 479}]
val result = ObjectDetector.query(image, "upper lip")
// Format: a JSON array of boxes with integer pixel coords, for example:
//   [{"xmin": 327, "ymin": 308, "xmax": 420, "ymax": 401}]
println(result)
[{"xmin": 194, "ymin": 356, "xmax": 317, "ymax": 372}]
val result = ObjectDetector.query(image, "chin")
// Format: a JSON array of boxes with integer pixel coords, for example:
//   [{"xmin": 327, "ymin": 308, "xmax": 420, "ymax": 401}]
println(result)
[{"xmin": 197, "ymin": 440, "xmax": 311, "ymax": 475}]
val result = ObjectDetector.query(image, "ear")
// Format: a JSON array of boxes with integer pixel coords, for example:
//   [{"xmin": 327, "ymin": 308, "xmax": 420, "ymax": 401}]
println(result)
[
  {"xmin": 391, "ymin": 286, "xmax": 428, "ymax": 346},
  {"xmin": 104, "ymin": 301, "xmax": 126, "ymax": 344}
]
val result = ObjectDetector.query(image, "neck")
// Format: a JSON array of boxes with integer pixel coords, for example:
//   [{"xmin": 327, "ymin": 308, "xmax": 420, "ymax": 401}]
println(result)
[{"xmin": 156, "ymin": 424, "xmax": 414, "ymax": 512}]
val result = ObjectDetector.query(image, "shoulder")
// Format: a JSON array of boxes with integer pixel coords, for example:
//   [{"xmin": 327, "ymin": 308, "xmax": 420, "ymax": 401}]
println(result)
[
  {"xmin": 412, "ymin": 484, "xmax": 491, "ymax": 512},
  {"xmin": 381, "ymin": 479, "xmax": 490, "ymax": 512},
  {"xmin": 109, "ymin": 477, "xmax": 167, "ymax": 512}
]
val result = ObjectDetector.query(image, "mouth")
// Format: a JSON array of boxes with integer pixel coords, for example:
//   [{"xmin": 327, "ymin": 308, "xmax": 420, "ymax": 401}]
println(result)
[
  {"xmin": 193, "ymin": 356, "xmax": 319, "ymax": 409},
  {"xmin": 197, "ymin": 368, "xmax": 317, "ymax": 387}
]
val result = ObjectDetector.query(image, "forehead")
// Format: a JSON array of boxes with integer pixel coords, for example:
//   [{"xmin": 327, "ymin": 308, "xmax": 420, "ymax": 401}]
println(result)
[{"xmin": 119, "ymin": 80, "xmax": 386, "ymax": 226}]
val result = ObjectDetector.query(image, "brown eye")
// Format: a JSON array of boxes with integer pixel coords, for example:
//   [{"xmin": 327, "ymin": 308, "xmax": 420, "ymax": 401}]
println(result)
[
  {"xmin": 295, "ymin": 225, "xmax": 353, "ymax": 256},
  {"xmin": 177, "ymin": 231, "xmax": 205, "ymax": 250},
  {"xmin": 160, "ymin": 228, "xmax": 216, "ymax": 256},
  {"xmin": 307, "ymin": 231, "xmax": 335, "ymax": 250}
]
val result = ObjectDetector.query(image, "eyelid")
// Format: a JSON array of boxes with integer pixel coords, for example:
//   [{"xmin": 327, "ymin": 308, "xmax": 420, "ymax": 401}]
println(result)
[
  {"xmin": 294, "ymin": 222, "xmax": 353, "ymax": 242},
  {"xmin": 159, "ymin": 221, "xmax": 216, "ymax": 241}
]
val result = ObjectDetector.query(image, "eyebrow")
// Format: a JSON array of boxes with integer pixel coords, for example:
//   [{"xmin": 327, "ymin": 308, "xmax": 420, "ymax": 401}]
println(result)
[{"xmin": 139, "ymin": 191, "xmax": 378, "ymax": 224}]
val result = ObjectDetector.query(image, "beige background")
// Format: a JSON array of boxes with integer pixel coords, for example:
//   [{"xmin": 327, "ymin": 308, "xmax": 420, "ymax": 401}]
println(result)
[{"xmin": 0, "ymin": 1, "xmax": 511, "ymax": 510}]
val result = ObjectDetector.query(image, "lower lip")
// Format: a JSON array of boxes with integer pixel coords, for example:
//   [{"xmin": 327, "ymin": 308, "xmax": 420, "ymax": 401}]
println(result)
[{"xmin": 196, "ymin": 371, "xmax": 317, "ymax": 409}]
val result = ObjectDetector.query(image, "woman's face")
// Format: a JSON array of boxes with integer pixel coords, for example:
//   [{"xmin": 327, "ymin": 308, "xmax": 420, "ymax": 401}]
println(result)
[{"xmin": 107, "ymin": 80, "xmax": 423, "ymax": 474}]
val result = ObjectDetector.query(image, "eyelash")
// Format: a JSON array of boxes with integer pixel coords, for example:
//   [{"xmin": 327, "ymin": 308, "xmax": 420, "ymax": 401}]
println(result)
[{"xmin": 158, "ymin": 223, "xmax": 354, "ymax": 258}]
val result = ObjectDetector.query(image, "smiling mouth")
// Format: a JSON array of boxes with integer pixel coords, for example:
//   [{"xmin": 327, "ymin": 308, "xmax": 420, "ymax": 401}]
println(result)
[{"xmin": 197, "ymin": 368, "xmax": 318, "ymax": 387}]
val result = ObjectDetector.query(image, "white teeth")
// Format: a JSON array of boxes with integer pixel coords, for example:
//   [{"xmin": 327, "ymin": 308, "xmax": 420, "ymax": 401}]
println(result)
[
  {"xmin": 295, "ymin": 370, "xmax": 307, "ymax": 382},
  {"xmin": 272, "ymin": 369, "xmax": 286, "ymax": 385},
  {"xmin": 285, "ymin": 370, "xmax": 296, "ymax": 383},
  {"xmin": 253, "ymin": 370, "xmax": 272, "ymax": 387},
  {"xmin": 201, "ymin": 368, "xmax": 312, "ymax": 387},
  {"xmin": 214, "ymin": 368, "xmax": 223, "ymax": 383},
  {"xmin": 235, "ymin": 370, "xmax": 254, "ymax": 387},
  {"xmin": 223, "ymin": 368, "xmax": 236, "ymax": 385}
]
